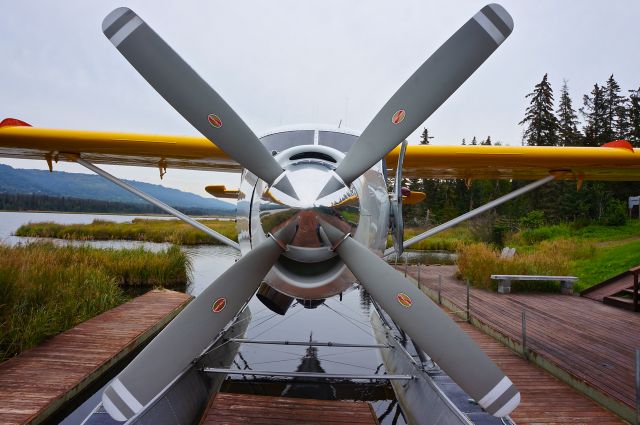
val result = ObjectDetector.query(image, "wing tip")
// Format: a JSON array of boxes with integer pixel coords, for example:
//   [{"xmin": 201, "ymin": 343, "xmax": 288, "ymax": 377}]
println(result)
[
  {"xmin": 602, "ymin": 139, "xmax": 634, "ymax": 152},
  {"xmin": 0, "ymin": 118, "xmax": 31, "ymax": 128}
]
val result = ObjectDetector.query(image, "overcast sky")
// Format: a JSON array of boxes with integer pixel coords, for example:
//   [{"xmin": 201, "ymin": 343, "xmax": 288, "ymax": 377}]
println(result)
[{"xmin": 1, "ymin": 1, "xmax": 639, "ymax": 197}]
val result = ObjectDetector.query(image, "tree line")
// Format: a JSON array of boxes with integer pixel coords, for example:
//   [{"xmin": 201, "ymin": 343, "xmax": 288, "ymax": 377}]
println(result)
[
  {"xmin": 0, "ymin": 192, "xmax": 230, "ymax": 216},
  {"xmin": 402, "ymin": 75, "xmax": 640, "ymax": 235}
]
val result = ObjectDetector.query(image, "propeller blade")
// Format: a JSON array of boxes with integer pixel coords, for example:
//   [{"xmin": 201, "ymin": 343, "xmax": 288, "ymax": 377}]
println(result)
[
  {"xmin": 318, "ymin": 220, "xmax": 519, "ymax": 417},
  {"xmin": 323, "ymin": 4, "xmax": 513, "ymax": 194},
  {"xmin": 102, "ymin": 223, "xmax": 297, "ymax": 421},
  {"xmin": 102, "ymin": 8, "xmax": 296, "ymax": 197}
]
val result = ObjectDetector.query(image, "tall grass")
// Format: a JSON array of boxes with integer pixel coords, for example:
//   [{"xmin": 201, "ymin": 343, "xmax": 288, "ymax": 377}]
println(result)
[
  {"xmin": 16, "ymin": 218, "xmax": 238, "ymax": 245},
  {"xmin": 0, "ymin": 242, "xmax": 191, "ymax": 362},
  {"xmin": 387, "ymin": 225, "xmax": 473, "ymax": 251},
  {"xmin": 457, "ymin": 239, "xmax": 595, "ymax": 292}
]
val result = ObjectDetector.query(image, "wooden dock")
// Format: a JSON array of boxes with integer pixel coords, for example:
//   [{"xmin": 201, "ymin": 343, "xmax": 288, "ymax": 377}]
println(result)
[
  {"xmin": 0, "ymin": 289, "xmax": 192, "ymax": 425},
  {"xmin": 456, "ymin": 310, "xmax": 624, "ymax": 424},
  {"xmin": 405, "ymin": 264, "xmax": 637, "ymax": 423},
  {"xmin": 200, "ymin": 392, "xmax": 379, "ymax": 425}
]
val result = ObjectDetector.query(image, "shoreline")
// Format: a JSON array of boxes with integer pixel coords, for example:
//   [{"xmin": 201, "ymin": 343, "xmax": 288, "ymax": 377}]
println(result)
[{"xmin": 0, "ymin": 209, "xmax": 235, "ymax": 219}]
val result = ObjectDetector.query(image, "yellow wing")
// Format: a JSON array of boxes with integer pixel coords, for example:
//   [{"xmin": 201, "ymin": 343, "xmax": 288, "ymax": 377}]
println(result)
[
  {"xmin": 2, "ymin": 121, "xmax": 640, "ymax": 182},
  {"xmin": 388, "ymin": 143, "xmax": 640, "ymax": 181},
  {"xmin": 0, "ymin": 123, "xmax": 240, "ymax": 172}
]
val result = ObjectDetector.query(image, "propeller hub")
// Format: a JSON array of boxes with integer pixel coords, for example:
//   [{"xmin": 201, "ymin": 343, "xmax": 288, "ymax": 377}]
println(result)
[
  {"xmin": 259, "ymin": 157, "xmax": 359, "ymax": 257},
  {"xmin": 241, "ymin": 135, "xmax": 389, "ymax": 301}
]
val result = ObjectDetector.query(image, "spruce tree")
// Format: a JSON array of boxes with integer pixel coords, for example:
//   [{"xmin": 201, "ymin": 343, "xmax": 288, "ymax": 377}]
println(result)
[
  {"xmin": 603, "ymin": 75, "xmax": 628, "ymax": 140},
  {"xmin": 420, "ymin": 127, "xmax": 433, "ymax": 145},
  {"xmin": 581, "ymin": 84, "xmax": 608, "ymax": 146},
  {"xmin": 470, "ymin": 136, "xmax": 478, "ymax": 145},
  {"xmin": 555, "ymin": 80, "xmax": 581, "ymax": 146},
  {"xmin": 628, "ymin": 87, "xmax": 640, "ymax": 146},
  {"xmin": 519, "ymin": 74, "xmax": 558, "ymax": 146},
  {"xmin": 461, "ymin": 138, "xmax": 466, "ymax": 145},
  {"xmin": 480, "ymin": 136, "xmax": 492, "ymax": 145}
]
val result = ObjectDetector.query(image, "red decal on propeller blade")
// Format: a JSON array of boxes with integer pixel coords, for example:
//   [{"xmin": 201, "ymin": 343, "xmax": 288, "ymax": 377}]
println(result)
[
  {"xmin": 212, "ymin": 297, "xmax": 226, "ymax": 313},
  {"xmin": 207, "ymin": 114, "xmax": 223, "ymax": 128},
  {"xmin": 391, "ymin": 109, "xmax": 406, "ymax": 125},
  {"xmin": 396, "ymin": 292, "xmax": 412, "ymax": 308}
]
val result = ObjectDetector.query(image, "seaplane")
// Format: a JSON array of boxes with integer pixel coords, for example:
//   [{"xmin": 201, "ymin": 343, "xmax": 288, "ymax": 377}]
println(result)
[{"xmin": 1, "ymin": 3, "xmax": 640, "ymax": 423}]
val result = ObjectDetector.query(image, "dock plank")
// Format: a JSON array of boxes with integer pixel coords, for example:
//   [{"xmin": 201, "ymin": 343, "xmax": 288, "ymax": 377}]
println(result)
[
  {"xmin": 201, "ymin": 393, "xmax": 379, "ymax": 425},
  {"xmin": 406, "ymin": 264, "xmax": 635, "ymax": 422},
  {"xmin": 455, "ymin": 316, "xmax": 624, "ymax": 424},
  {"xmin": 0, "ymin": 289, "xmax": 191, "ymax": 425}
]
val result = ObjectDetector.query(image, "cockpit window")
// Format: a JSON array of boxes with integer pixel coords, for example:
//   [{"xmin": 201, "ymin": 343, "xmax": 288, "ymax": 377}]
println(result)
[
  {"xmin": 318, "ymin": 131, "xmax": 357, "ymax": 152},
  {"xmin": 261, "ymin": 131, "xmax": 314, "ymax": 152}
]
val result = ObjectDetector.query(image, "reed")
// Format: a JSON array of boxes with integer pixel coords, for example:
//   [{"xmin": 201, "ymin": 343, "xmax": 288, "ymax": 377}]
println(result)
[
  {"xmin": 456, "ymin": 239, "xmax": 594, "ymax": 292},
  {"xmin": 16, "ymin": 218, "xmax": 238, "ymax": 245},
  {"xmin": 0, "ymin": 242, "xmax": 190, "ymax": 362},
  {"xmin": 387, "ymin": 225, "xmax": 472, "ymax": 251}
]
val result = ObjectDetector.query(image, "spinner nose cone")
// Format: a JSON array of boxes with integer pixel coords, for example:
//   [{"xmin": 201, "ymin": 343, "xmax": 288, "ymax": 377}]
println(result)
[
  {"xmin": 267, "ymin": 167, "xmax": 350, "ymax": 208},
  {"xmin": 259, "ymin": 165, "xmax": 359, "ymax": 251}
]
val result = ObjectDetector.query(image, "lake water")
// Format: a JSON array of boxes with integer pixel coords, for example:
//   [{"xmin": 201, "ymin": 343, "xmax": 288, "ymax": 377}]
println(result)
[{"xmin": 0, "ymin": 212, "xmax": 405, "ymax": 424}]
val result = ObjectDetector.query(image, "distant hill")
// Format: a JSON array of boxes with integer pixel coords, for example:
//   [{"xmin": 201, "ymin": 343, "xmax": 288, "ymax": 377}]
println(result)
[{"xmin": 0, "ymin": 164, "xmax": 235, "ymax": 215}]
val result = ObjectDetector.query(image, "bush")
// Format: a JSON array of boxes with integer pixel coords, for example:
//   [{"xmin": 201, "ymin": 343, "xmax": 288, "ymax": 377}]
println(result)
[
  {"xmin": 599, "ymin": 200, "xmax": 627, "ymax": 226},
  {"xmin": 491, "ymin": 220, "xmax": 511, "ymax": 246},
  {"xmin": 469, "ymin": 211, "xmax": 497, "ymax": 243},
  {"xmin": 512, "ymin": 224, "xmax": 573, "ymax": 245},
  {"xmin": 519, "ymin": 210, "xmax": 545, "ymax": 229}
]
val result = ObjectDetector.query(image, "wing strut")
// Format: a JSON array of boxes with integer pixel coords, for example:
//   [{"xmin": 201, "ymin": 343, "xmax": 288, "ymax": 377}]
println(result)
[
  {"xmin": 75, "ymin": 157, "xmax": 240, "ymax": 250},
  {"xmin": 385, "ymin": 174, "xmax": 557, "ymax": 257}
]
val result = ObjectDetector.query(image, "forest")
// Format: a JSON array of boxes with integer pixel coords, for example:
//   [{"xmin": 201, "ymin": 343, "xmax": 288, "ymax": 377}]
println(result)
[
  {"xmin": 0, "ymin": 192, "xmax": 227, "ymax": 216},
  {"xmin": 402, "ymin": 74, "xmax": 640, "ymax": 240}
]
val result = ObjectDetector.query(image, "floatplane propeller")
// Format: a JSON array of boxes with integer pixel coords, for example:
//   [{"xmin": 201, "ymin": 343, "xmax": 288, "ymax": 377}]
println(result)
[{"xmin": 101, "ymin": 5, "xmax": 519, "ymax": 420}]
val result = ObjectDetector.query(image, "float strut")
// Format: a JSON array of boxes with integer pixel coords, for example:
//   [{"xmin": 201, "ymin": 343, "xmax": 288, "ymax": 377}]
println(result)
[
  {"xmin": 75, "ymin": 158, "xmax": 239, "ymax": 250},
  {"xmin": 385, "ymin": 174, "xmax": 557, "ymax": 256}
]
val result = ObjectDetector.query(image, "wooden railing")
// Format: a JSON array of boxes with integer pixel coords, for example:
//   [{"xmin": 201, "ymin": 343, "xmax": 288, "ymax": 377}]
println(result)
[{"xmin": 630, "ymin": 266, "xmax": 640, "ymax": 312}]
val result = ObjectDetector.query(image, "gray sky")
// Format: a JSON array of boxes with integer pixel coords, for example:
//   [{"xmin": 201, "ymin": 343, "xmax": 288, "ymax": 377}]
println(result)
[{"xmin": 1, "ymin": 1, "xmax": 639, "ymax": 197}]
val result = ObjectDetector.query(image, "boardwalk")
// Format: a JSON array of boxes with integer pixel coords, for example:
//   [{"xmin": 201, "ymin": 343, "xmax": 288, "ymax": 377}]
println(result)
[
  {"xmin": 405, "ymin": 264, "xmax": 638, "ymax": 422},
  {"xmin": 457, "ymin": 311, "xmax": 624, "ymax": 424},
  {"xmin": 201, "ymin": 392, "xmax": 379, "ymax": 425},
  {"xmin": 0, "ymin": 289, "xmax": 191, "ymax": 425}
]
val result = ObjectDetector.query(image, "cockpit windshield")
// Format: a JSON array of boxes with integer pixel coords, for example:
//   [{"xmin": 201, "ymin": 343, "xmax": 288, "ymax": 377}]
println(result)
[
  {"xmin": 318, "ymin": 131, "xmax": 357, "ymax": 152},
  {"xmin": 261, "ymin": 131, "xmax": 314, "ymax": 153},
  {"xmin": 260, "ymin": 129, "xmax": 358, "ymax": 154}
]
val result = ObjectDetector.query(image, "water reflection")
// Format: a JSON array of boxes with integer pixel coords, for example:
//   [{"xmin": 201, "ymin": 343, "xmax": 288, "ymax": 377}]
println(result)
[{"xmin": 280, "ymin": 333, "xmax": 336, "ymax": 400}]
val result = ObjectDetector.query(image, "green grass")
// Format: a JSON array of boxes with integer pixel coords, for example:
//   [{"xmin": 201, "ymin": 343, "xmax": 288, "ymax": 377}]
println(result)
[
  {"xmin": 16, "ymin": 218, "xmax": 238, "ymax": 245},
  {"xmin": 0, "ymin": 242, "xmax": 191, "ymax": 362},
  {"xmin": 458, "ymin": 219, "xmax": 640, "ymax": 292},
  {"xmin": 388, "ymin": 225, "xmax": 473, "ymax": 251},
  {"xmin": 502, "ymin": 221, "xmax": 640, "ymax": 291},
  {"xmin": 508, "ymin": 220, "xmax": 640, "ymax": 247},
  {"xmin": 571, "ymin": 240, "xmax": 640, "ymax": 292}
]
